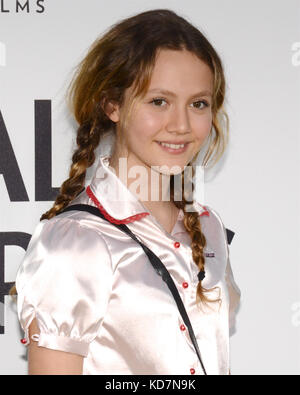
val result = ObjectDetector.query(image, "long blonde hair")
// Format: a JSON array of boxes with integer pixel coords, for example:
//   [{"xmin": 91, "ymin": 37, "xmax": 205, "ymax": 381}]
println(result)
[{"xmin": 11, "ymin": 9, "xmax": 229, "ymax": 305}]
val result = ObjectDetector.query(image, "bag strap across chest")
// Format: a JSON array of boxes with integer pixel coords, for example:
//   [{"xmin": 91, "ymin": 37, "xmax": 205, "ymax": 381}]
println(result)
[{"xmin": 57, "ymin": 203, "xmax": 234, "ymax": 375}]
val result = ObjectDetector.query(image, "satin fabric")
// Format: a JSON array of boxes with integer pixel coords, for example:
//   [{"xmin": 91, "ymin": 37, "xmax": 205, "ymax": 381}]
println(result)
[{"xmin": 16, "ymin": 154, "xmax": 241, "ymax": 375}]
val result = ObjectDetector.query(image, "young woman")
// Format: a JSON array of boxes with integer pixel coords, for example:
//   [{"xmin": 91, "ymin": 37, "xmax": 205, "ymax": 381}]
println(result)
[{"xmin": 14, "ymin": 9, "xmax": 241, "ymax": 375}]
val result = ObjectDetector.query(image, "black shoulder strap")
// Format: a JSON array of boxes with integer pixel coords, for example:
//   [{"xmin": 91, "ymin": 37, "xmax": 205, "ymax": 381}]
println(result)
[{"xmin": 57, "ymin": 204, "xmax": 208, "ymax": 374}]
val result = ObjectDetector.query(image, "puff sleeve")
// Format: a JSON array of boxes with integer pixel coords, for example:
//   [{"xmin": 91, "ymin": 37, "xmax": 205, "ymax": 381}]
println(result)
[{"xmin": 15, "ymin": 216, "xmax": 113, "ymax": 357}]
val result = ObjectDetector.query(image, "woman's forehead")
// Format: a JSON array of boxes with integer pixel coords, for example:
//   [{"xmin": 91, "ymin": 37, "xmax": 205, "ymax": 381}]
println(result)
[
  {"xmin": 122, "ymin": 49, "xmax": 214, "ymax": 106},
  {"xmin": 150, "ymin": 50, "xmax": 213, "ymax": 87}
]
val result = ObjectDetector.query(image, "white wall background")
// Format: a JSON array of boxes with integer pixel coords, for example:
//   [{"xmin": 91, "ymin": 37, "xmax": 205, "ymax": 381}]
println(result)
[{"xmin": 0, "ymin": 0, "xmax": 299, "ymax": 374}]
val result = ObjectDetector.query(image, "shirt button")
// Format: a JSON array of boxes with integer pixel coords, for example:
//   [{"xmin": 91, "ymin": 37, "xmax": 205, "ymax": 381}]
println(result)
[
  {"xmin": 182, "ymin": 282, "xmax": 189, "ymax": 289},
  {"xmin": 174, "ymin": 241, "xmax": 180, "ymax": 248},
  {"xmin": 190, "ymin": 368, "xmax": 196, "ymax": 375},
  {"xmin": 180, "ymin": 324, "xmax": 186, "ymax": 331}
]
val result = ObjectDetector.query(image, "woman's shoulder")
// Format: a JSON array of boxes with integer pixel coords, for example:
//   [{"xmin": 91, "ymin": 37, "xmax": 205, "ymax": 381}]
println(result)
[
  {"xmin": 193, "ymin": 201, "xmax": 226, "ymax": 229},
  {"xmin": 194, "ymin": 202, "xmax": 230, "ymax": 254},
  {"xmin": 35, "ymin": 211, "xmax": 108, "ymax": 251},
  {"xmin": 16, "ymin": 211, "xmax": 113, "ymax": 297}
]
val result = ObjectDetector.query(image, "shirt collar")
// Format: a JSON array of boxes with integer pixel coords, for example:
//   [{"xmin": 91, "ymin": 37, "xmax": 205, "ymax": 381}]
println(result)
[{"xmin": 87, "ymin": 155, "xmax": 209, "ymax": 224}]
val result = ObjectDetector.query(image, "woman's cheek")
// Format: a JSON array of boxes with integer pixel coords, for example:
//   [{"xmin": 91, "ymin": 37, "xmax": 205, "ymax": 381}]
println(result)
[
  {"xmin": 139, "ymin": 112, "xmax": 164, "ymax": 135},
  {"xmin": 195, "ymin": 114, "xmax": 212, "ymax": 137}
]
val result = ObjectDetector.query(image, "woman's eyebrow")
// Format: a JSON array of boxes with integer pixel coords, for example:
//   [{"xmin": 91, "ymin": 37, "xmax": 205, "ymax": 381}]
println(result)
[{"xmin": 148, "ymin": 88, "xmax": 213, "ymax": 98}]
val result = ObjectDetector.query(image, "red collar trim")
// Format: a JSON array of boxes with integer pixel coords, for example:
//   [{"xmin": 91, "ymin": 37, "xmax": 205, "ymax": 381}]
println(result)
[
  {"xmin": 200, "ymin": 210, "xmax": 209, "ymax": 217},
  {"xmin": 86, "ymin": 185, "xmax": 150, "ymax": 224},
  {"xmin": 86, "ymin": 185, "xmax": 209, "ymax": 224}
]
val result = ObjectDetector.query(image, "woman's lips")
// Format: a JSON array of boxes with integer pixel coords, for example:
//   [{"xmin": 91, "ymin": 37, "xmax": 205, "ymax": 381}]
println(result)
[{"xmin": 155, "ymin": 141, "xmax": 189, "ymax": 154}]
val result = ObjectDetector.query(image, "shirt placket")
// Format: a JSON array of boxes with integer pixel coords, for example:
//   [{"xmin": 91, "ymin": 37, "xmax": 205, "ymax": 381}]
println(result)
[{"xmin": 171, "ymin": 236, "xmax": 203, "ymax": 375}]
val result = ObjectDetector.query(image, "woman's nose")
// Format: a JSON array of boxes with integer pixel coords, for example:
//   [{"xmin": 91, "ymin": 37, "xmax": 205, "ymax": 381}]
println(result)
[{"xmin": 166, "ymin": 105, "xmax": 191, "ymax": 135}]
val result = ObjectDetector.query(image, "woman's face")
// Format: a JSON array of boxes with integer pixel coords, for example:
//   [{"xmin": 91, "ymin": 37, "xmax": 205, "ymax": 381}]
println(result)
[{"xmin": 108, "ymin": 48, "xmax": 214, "ymax": 175}]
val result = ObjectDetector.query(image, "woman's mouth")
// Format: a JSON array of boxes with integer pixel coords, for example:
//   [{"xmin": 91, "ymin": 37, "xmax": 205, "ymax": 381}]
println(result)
[{"xmin": 156, "ymin": 141, "xmax": 189, "ymax": 154}]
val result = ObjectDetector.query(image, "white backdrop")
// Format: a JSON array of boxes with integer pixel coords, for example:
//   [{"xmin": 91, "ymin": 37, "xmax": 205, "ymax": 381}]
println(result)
[{"xmin": 0, "ymin": 0, "xmax": 299, "ymax": 375}]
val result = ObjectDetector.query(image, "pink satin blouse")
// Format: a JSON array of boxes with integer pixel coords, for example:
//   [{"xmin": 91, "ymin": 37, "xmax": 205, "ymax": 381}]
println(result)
[{"xmin": 16, "ymin": 154, "xmax": 241, "ymax": 375}]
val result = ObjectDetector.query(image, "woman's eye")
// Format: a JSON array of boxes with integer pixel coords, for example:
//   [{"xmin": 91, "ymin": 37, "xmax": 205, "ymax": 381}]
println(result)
[
  {"xmin": 150, "ymin": 98, "xmax": 167, "ymax": 107},
  {"xmin": 150, "ymin": 98, "xmax": 210, "ymax": 109},
  {"xmin": 192, "ymin": 100, "xmax": 209, "ymax": 109}
]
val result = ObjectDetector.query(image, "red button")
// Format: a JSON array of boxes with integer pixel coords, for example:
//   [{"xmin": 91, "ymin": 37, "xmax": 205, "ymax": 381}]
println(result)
[
  {"xmin": 190, "ymin": 368, "xmax": 196, "ymax": 375},
  {"xmin": 174, "ymin": 241, "xmax": 180, "ymax": 248},
  {"xmin": 20, "ymin": 338, "xmax": 27, "ymax": 345},
  {"xmin": 180, "ymin": 324, "xmax": 186, "ymax": 331},
  {"xmin": 182, "ymin": 282, "xmax": 189, "ymax": 289}
]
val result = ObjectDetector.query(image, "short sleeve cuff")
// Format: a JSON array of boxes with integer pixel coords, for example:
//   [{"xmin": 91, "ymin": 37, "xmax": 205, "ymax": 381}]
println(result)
[{"xmin": 36, "ymin": 333, "xmax": 90, "ymax": 357}]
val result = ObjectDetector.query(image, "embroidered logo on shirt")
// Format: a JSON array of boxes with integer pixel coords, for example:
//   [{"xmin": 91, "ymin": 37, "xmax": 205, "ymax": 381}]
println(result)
[{"xmin": 205, "ymin": 252, "xmax": 215, "ymax": 258}]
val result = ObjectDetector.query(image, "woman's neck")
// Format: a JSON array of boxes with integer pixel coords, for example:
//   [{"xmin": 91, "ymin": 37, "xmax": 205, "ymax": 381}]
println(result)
[
  {"xmin": 109, "ymin": 153, "xmax": 180, "ymax": 233},
  {"xmin": 109, "ymin": 154, "xmax": 173, "ymax": 206}
]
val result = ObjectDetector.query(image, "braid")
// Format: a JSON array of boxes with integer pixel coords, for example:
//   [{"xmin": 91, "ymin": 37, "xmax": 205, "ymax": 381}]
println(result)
[
  {"xmin": 171, "ymin": 168, "xmax": 221, "ymax": 307},
  {"xmin": 40, "ymin": 118, "xmax": 102, "ymax": 221}
]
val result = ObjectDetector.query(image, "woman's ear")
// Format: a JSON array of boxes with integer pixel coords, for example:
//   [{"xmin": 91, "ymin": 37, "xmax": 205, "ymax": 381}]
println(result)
[{"xmin": 102, "ymin": 100, "xmax": 120, "ymax": 123}]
